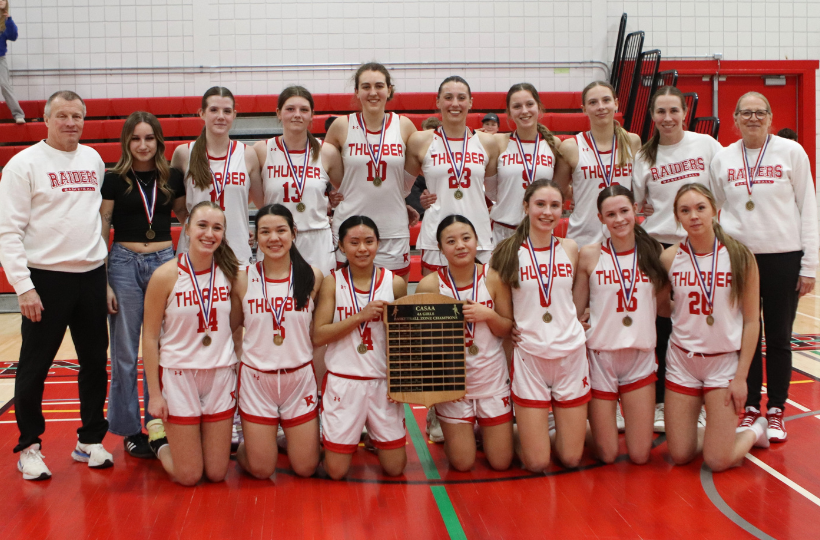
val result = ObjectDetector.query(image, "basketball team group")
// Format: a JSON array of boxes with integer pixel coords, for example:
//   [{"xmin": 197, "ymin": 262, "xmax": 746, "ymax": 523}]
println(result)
[{"xmin": 0, "ymin": 61, "xmax": 815, "ymax": 485}]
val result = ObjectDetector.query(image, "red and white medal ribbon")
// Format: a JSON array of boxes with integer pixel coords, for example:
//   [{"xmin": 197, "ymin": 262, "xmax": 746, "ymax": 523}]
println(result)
[
  {"xmin": 210, "ymin": 140, "xmax": 236, "ymax": 203},
  {"xmin": 184, "ymin": 253, "xmax": 216, "ymax": 337},
  {"xmin": 134, "ymin": 171, "xmax": 157, "ymax": 228},
  {"xmin": 355, "ymin": 112, "xmax": 387, "ymax": 179},
  {"xmin": 526, "ymin": 235, "xmax": 556, "ymax": 308},
  {"xmin": 278, "ymin": 137, "xmax": 310, "ymax": 203},
  {"xmin": 344, "ymin": 265, "xmax": 378, "ymax": 343},
  {"xmin": 608, "ymin": 239, "xmax": 638, "ymax": 313},
  {"xmin": 740, "ymin": 134, "xmax": 771, "ymax": 200},
  {"xmin": 256, "ymin": 261, "xmax": 292, "ymax": 336},
  {"xmin": 438, "ymin": 126, "xmax": 470, "ymax": 186},
  {"xmin": 686, "ymin": 236, "xmax": 719, "ymax": 316},
  {"xmin": 444, "ymin": 265, "xmax": 478, "ymax": 342},
  {"xmin": 514, "ymin": 131, "xmax": 541, "ymax": 185},
  {"xmin": 586, "ymin": 132, "xmax": 617, "ymax": 188}
]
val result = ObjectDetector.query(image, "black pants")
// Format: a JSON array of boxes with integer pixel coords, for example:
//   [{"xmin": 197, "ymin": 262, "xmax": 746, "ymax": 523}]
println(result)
[
  {"xmin": 653, "ymin": 242, "xmax": 674, "ymax": 404},
  {"xmin": 14, "ymin": 266, "xmax": 109, "ymax": 452},
  {"xmin": 745, "ymin": 251, "xmax": 802, "ymax": 412}
]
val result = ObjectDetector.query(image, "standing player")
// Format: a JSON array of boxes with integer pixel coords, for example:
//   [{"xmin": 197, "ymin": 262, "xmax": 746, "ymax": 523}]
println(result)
[
  {"xmin": 487, "ymin": 83, "xmax": 563, "ymax": 245},
  {"xmin": 312, "ymin": 216, "xmax": 408, "ymax": 479},
  {"xmin": 573, "ymin": 185, "xmax": 669, "ymax": 464},
  {"xmin": 490, "ymin": 179, "xmax": 589, "ymax": 471},
  {"xmin": 321, "ymin": 62, "xmax": 418, "ymax": 281},
  {"xmin": 254, "ymin": 86, "xmax": 335, "ymax": 275},
  {"xmin": 661, "ymin": 184, "xmax": 767, "ymax": 471},
  {"xmin": 234, "ymin": 205, "xmax": 322, "ymax": 480},
  {"xmin": 632, "ymin": 86, "xmax": 723, "ymax": 432},
  {"xmin": 711, "ymin": 92, "xmax": 818, "ymax": 443},
  {"xmin": 405, "ymin": 76, "xmax": 500, "ymax": 274},
  {"xmin": 415, "ymin": 215, "xmax": 514, "ymax": 471},
  {"xmin": 172, "ymin": 86, "xmax": 264, "ymax": 265},
  {"xmin": 554, "ymin": 81, "xmax": 641, "ymax": 246},
  {"xmin": 142, "ymin": 201, "xmax": 242, "ymax": 486}
]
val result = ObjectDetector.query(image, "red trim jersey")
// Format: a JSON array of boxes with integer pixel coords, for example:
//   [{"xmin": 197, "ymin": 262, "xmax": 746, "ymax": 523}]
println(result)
[
  {"xmin": 334, "ymin": 113, "xmax": 409, "ymax": 240},
  {"xmin": 325, "ymin": 267, "xmax": 395, "ymax": 378},
  {"xmin": 179, "ymin": 140, "xmax": 252, "ymax": 263},
  {"xmin": 669, "ymin": 242, "xmax": 742, "ymax": 354},
  {"xmin": 159, "ymin": 254, "xmax": 238, "ymax": 370},
  {"xmin": 436, "ymin": 265, "xmax": 509, "ymax": 399},
  {"xmin": 418, "ymin": 132, "xmax": 492, "ymax": 251},
  {"xmin": 262, "ymin": 137, "xmax": 331, "ymax": 232},
  {"xmin": 567, "ymin": 133, "xmax": 633, "ymax": 246},
  {"xmin": 490, "ymin": 134, "xmax": 555, "ymax": 228},
  {"xmin": 586, "ymin": 243, "xmax": 656, "ymax": 350},
  {"xmin": 512, "ymin": 240, "xmax": 586, "ymax": 358},
  {"xmin": 241, "ymin": 264, "xmax": 314, "ymax": 371}
]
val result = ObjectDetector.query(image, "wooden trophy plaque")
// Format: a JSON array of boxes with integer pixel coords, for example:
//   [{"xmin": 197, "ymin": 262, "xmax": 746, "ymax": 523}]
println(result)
[{"xmin": 384, "ymin": 293, "xmax": 467, "ymax": 407}]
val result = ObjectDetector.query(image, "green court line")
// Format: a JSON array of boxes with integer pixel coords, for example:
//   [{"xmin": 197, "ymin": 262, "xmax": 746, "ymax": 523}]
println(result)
[{"xmin": 404, "ymin": 404, "xmax": 467, "ymax": 540}]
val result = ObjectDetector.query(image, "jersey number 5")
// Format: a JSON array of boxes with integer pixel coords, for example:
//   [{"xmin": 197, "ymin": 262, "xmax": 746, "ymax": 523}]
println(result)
[{"xmin": 448, "ymin": 167, "xmax": 471, "ymax": 190}]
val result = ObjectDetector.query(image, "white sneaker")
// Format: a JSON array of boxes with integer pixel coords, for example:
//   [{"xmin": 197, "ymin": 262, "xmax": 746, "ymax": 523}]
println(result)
[
  {"xmin": 276, "ymin": 424, "xmax": 287, "ymax": 451},
  {"xmin": 615, "ymin": 402, "xmax": 626, "ymax": 432},
  {"xmin": 426, "ymin": 406, "xmax": 444, "ymax": 443},
  {"xmin": 653, "ymin": 403, "xmax": 665, "ymax": 433},
  {"xmin": 548, "ymin": 410, "xmax": 556, "ymax": 438},
  {"xmin": 71, "ymin": 441, "xmax": 114, "ymax": 469},
  {"xmin": 737, "ymin": 416, "xmax": 770, "ymax": 449},
  {"xmin": 697, "ymin": 407, "xmax": 707, "ymax": 428},
  {"xmin": 18, "ymin": 444, "xmax": 52, "ymax": 480},
  {"xmin": 231, "ymin": 411, "xmax": 243, "ymax": 451}
]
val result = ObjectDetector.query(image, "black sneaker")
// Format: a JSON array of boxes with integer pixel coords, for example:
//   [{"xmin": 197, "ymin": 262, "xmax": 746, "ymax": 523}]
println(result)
[{"xmin": 124, "ymin": 433, "xmax": 155, "ymax": 459}]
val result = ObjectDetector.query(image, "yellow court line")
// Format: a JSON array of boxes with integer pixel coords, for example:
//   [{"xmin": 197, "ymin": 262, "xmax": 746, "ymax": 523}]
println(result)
[
  {"xmin": 7, "ymin": 408, "xmax": 138, "ymax": 414},
  {"xmin": 763, "ymin": 380, "xmax": 814, "ymax": 385}
]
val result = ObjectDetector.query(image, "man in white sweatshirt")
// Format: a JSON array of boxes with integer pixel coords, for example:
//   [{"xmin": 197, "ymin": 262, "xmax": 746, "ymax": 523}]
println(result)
[{"xmin": 0, "ymin": 90, "xmax": 114, "ymax": 480}]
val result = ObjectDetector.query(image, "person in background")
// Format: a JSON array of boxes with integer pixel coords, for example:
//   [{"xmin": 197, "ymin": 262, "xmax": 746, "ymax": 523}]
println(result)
[
  {"xmin": 0, "ymin": 0, "xmax": 25, "ymax": 124},
  {"xmin": 777, "ymin": 128, "xmax": 798, "ymax": 142},
  {"xmin": 480, "ymin": 113, "xmax": 499, "ymax": 134},
  {"xmin": 405, "ymin": 116, "xmax": 441, "ymax": 220}
]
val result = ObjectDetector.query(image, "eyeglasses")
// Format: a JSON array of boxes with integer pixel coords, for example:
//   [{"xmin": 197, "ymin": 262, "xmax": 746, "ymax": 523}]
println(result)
[{"xmin": 737, "ymin": 110, "xmax": 770, "ymax": 120}]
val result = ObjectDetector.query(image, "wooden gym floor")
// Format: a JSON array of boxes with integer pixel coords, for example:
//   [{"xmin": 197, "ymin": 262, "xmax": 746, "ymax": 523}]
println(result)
[{"xmin": 2, "ymin": 284, "xmax": 820, "ymax": 539}]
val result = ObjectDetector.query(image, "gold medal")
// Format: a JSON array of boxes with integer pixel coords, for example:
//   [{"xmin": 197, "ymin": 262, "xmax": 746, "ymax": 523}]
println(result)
[
  {"xmin": 623, "ymin": 315, "xmax": 633, "ymax": 327},
  {"xmin": 454, "ymin": 189, "xmax": 463, "ymax": 200},
  {"xmin": 542, "ymin": 311, "xmax": 552, "ymax": 323},
  {"xmin": 273, "ymin": 334, "xmax": 284, "ymax": 346},
  {"xmin": 746, "ymin": 200, "xmax": 755, "ymax": 211},
  {"xmin": 145, "ymin": 228, "xmax": 156, "ymax": 240},
  {"xmin": 357, "ymin": 342, "xmax": 368, "ymax": 354},
  {"xmin": 468, "ymin": 344, "xmax": 479, "ymax": 356},
  {"xmin": 296, "ymin": 202, "xmax": 306, "ymax": 213},
  {"xmin": 706, "ymin": 315, "xmax": 715, "ymax": 326},
  {"xmin": 202, "ymin": 334, "xmax": 212, "ymax": 347},
  {"xmin": 372, "ymin": 176, "xmax": 382, "ymax": 187}
]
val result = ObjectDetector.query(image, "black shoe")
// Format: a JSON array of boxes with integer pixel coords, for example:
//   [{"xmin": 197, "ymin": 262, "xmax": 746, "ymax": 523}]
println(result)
[{"xmin": 124, "ymin": 433, "xmax": 155, "ymax": 459}]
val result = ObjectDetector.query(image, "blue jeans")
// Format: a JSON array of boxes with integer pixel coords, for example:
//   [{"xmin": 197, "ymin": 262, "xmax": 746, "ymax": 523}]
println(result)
[{"xmin": 106, "ymin": 243, "xmax": 175, "ymax": 436}]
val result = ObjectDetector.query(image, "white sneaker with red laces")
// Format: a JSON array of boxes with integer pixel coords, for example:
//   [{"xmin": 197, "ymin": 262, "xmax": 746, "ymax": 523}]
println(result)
[
  {"xmin": 767, "ymin": 407, "xmax": 788, "ymax": 443},
  {"xmin": 739, "ymin": 406, "xmax": 761, "ymax": 430}
]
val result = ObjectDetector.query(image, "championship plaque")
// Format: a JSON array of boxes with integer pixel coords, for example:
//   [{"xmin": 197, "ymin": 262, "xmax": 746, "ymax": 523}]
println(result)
[{"xmin": 385, "ymin": 293, "xmax": 467, "ymax": 407}]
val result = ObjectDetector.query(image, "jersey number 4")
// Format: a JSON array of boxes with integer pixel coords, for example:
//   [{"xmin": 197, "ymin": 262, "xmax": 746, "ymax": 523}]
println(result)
[
  {"xmin": 448, "ymin": 167, "xmax": 471, "ymax": 189},
  {"xmin": 197, "ymin": 307, "xmax": 219, "ymax": 334},
  {"xmin": 687, "ymin": 291, "xmax": 714, "ymax": 316},
  {"xmin": 361, "ymin": 327, "xmax": 374, "ymax": 351}
]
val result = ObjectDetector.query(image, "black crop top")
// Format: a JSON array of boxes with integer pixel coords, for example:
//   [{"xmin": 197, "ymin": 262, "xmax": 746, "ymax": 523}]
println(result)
[{"xmin": 101, "ymin": 168, "xmax": 186, "ymax": 243}]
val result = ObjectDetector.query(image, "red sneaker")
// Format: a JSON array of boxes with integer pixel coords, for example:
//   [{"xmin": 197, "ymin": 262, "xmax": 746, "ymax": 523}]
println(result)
[
  {"xmin": 739, "ymin": 406, "xmax": 761, "ymax": 429},
  {"xmin": 767, "ymin": 407, "xmax": 788, "ymax": 443}
]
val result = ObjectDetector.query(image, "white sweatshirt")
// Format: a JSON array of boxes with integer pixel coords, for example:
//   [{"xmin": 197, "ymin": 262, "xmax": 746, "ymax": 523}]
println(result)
[
  {"xmin": 632, "ymin": 131, "xmax": 723, "ymax": 245},
  {"xmin": 0, "ymin": 141, "xmax": 108, "ymax": 294},
  {"xmin": 711, "ymin": 135, "xmax": 819, "ymax": 276}
]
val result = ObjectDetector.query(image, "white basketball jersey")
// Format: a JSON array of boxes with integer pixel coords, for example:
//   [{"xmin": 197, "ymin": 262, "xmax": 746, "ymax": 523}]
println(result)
[
  {"xmin": 418, "ymin": 131, "xmax": 492, "ymax": 251},
  {"xmin": 325, "ymin": 267, "xmax": 395, "ymax": 378},
  {"xmin": 512, "ymin": 240, "xmax": 586, "ymax": 358},
  {"xmin": 242, "ymin": 263, "xmax": 314, "ymax": 371},
  {"xmin": 436, "ymin": 265, "xmax": 509, "ymax": 399},
  {"xmin": 334, "ymin": 113, "xmax": 409, "ymax": 240},
  {"xmin": 586, "ymin": 242, "xmax": 657, "ymax": 350},
  {"xmin": 632, "ymin": 131, "xmax": 722, "ymax": 244},
  {"xmin": 490, "ymin": 133, "xmax": 556, "ymax": 228},
  {"xmin": 179, "ymin": 140, "xmax": 252, "ymax": 263},
  {"xmin": 263, "ymin": 137, "xmax": 331, "ymax": 232},
  {"xmin": 159, "ymin": 254, "xmax": 238, "ymax": 370},
  {"xmin": 669, "ymin": 242, "xmax": 742, "ymax": 354},
  {"xmin": 567, "ymin": 133, "xmax": 633, "ymax": 246}
]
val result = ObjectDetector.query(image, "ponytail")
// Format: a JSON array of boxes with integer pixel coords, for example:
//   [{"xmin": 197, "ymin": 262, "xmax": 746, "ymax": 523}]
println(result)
[
  {"xmin": 712, "ymin": 219, "xmax": 753, "ymax": 304},
  {"xmin": 614, "ymin": 122, "xmax": 633, "ymax": 169},
  {"xmin": 633, "ymin": 224, "xmax": 669, "ymax": 291},
  {"xmin": 536, "ymin": 123, "xmax": 563, "ymax": 160},
  {"xmin": 307, "ymin": 131, "xmax": 321, "ymax": 162}
]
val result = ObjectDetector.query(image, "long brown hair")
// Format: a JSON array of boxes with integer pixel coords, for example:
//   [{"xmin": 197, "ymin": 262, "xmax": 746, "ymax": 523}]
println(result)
[
  {"xmin": 506, "ymin": 83, "xmax": 562, "ymax": 159},
  {"xmin": 0, "ymin": 1, "xmax": 8, "ymax": 33},
  {"xmin": 186, "ymin": 201, "xmax": 239, "ymax": 282},
  {"xmin": 581, "ymin": 81, "xmax": 633, "ymax": 168},
  {"xmin": 110, "ymin": 111, "xmax": 174, "ymax": 203},
  {"xmin": 277, "ymin": 86, "xmax": 321, "ymax": 162},
  {"xmin": 353, "ymin": 62, "xmax": 395, "ymax": 101},
  {"xmin": 639, "ymin": 86, "xmax": 687, "ymax": 167},
  {"xmin": 490, "ymin": 179, "xmax": 563, "ymax": 288},
  {"xmin": 597, "ymin": 185, "xmax": 668, "ymax": 291},
  {"xmin": 673, "ymin": 183, "xmax": 753, "ymax": 303},
  {"xmin": 188, "ymin": 87, "xmax": 236, "ymax": 191}
]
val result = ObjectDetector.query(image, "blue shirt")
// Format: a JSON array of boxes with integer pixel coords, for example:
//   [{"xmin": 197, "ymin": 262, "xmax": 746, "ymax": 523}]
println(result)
[{"xmin": 0, "ymin": 17, "xmax": 18, "ymax": 57}]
